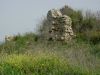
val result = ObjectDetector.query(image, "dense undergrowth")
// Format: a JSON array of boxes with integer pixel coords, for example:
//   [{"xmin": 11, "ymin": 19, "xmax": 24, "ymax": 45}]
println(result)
[
  {"xmin": 0, "ymin": 5, "xmax": 100, "ymax": 75},
  {"xmin": 0, "ymin": 33, "xmax": 100, "ymax": 75},
  {"xmin": 0, "ymin": 52, "xmax": 90, "ymax": 75}
]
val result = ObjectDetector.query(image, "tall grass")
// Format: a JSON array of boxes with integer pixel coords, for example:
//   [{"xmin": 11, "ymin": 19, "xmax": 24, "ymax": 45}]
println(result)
[
  {"xmin": 0, "ymin": 51, "xmax": 90, "ymax": 75},
  {"xmin": 0, "ymin": 33, "xmax": 100, "ymax": 75}
]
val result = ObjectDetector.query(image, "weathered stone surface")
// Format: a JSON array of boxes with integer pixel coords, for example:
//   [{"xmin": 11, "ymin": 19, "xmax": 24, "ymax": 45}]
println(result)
[
  {"xmin": 5, "ymin": 35, "xmax": 18, "ymax": 42},
  {"xmin": 47, "ymin": 9, "xmax": 75, "ymax": 42},
  {"xmin": 47, "ymin": 9, "xmax": 62, "ymax": 21},
  {"xmin": 5, "ymin": 35, "xmax": 15, "ymax": 42}
]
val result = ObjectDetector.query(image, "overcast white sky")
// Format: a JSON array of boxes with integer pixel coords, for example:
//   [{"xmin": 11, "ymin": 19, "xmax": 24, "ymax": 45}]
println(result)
[{"xmin": 0, "ymin": 0, "xmax": 100, "ymax": 41}]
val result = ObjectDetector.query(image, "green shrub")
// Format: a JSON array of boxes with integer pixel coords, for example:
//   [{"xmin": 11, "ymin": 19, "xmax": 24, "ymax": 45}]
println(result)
[
  {"xmin": 78, "ymin": 30, "xmax": 100, "ymax": 44},
  {"xmin": 60, "ymin": 5, "xmax": 83, "ymax": 32},
  {"xmin": 0, "ymin": 33, "xmax": 38, "ymax": 54},
  {"xmin": 60, "ymin": 6, "xmax": 100, "ymax": 44}
]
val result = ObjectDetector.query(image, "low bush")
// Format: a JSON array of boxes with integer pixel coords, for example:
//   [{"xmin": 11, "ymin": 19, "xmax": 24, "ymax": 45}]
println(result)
[
  {"xmin": 0, "ymin": 33, "xmax": 38, "ymax": 54},
  {"xmin": 78, "ymin": 31, "xmax": 100, "ymax": 44}
]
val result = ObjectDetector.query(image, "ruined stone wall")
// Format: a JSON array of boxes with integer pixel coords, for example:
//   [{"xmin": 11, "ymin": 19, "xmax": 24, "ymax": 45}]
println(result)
[{"xmin": 47, "ymin": 9, "xmax": 75, "ymax": 42}]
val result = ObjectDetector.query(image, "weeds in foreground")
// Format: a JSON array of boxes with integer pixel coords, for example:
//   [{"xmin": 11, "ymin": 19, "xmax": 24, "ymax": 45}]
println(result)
[{"xmin": 0, "ymin": 52, "xmax": 90, "ymax": 75}]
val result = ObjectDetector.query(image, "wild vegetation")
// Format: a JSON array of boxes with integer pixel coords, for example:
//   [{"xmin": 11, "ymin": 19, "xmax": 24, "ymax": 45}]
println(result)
[{"xmin": 0, "ymin": 6, "xmax": 100, "ymax": 75}]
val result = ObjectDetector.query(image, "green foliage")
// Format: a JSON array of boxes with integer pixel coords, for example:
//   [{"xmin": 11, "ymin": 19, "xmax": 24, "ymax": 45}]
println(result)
[
  {"xmin": 60, "ymin": 5, "xmax": 100, "ymax": 44},
  {"xmin": 0, "ymin": 33, "xmax": 38, "ymax": 54},
  {"xmin": 60, "ymin": 5, "xmax": 83, "ymax": 32},
  {"xmin": 0, "ymin": 52, "xmax": 89, "ymax": 75},
  {"xmin": 0, "ymin": 33, "xmax": 100, "ymax": 75}
]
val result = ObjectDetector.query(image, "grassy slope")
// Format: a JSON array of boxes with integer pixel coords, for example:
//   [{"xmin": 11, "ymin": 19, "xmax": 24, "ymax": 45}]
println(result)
[{"xmin": 0, "ymin": 33, "xmax": 100, "ymax": 75}]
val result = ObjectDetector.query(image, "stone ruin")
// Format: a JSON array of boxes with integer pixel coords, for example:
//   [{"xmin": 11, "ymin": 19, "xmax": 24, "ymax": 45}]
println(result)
[{"xmin": 46, "ymin": 9, "xmax": 75, "ymax": 42}]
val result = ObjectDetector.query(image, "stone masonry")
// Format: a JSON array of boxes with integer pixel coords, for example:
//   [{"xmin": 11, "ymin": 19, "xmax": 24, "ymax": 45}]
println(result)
[{"xmin": 47, "ymin": 9, "xmax": 75, "ymax": 42}]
